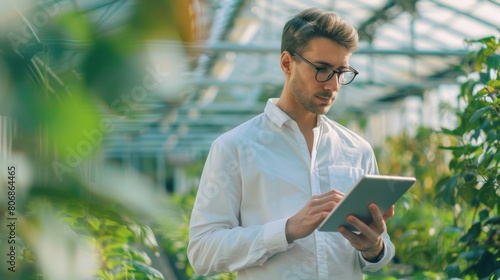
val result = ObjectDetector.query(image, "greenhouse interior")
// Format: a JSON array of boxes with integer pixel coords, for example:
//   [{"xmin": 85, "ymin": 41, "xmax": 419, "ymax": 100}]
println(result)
[{"xmin": 0, "ymin": 0, "xmax": 499, "ymax": 279}]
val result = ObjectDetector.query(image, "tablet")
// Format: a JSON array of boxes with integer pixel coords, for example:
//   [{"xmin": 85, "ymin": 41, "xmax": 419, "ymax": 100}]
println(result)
[{"xmin": 317, "ymin": 175, "xmax": 416, "ymax": 232}]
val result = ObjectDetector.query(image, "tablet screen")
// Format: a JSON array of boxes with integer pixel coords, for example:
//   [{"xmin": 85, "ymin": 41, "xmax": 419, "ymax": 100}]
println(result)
[{"xmin": 317, "ymin": 175, "xmax": 416, "ymax": 232}]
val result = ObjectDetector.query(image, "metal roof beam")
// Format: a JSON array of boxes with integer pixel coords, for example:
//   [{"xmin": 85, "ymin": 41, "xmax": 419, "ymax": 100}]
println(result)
[
  {"xmin": 427, "ymin": 0, "xmax": 499, "ymax": 29},
  {"xmin": 418, "ymin": 17, "xmax": 473, "ymax": 42},
  {"xmin": 194, "ymin": 0, "xmax": 246, "ymax": 77},
  {"xmin": 189, "ymin": 77, "xmax": 459, "ymax": 87},
  {"xmin": 486, "ymin": 0, "xmax": 500, "ymax": 7},
  {"xmin": 185, "ymin": 43, "xmax": 469, "ymax": 56},
  {"xmin": 176, "ymin": 102, "xmax": 266, "ymax": 113},
  {"xmin": 357, "ymin": 0, "xmax": 420, "ymax": 42}
]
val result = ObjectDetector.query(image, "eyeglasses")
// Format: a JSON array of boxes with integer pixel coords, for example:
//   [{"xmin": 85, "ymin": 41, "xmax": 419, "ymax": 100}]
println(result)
[{"xmin": 292, "ymin": 52, "xmax": 358, "ymax": 85}]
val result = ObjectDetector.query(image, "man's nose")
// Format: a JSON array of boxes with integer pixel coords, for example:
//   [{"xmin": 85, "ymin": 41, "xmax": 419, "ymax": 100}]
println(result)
[{"xmin": 323, "ymin": 74, "xmax": 341, "ymax": 92}]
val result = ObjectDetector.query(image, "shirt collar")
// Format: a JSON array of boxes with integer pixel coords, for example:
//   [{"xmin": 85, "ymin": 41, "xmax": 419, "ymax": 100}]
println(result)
[
  {"xmin": 264, "ymin": 98, "xmax": 292, "ymax": 127},
  {"xmin": 264, "ymin": 98, "xmax": 331, "ymax": 130},
  {"xmin": 318, "ymin": 114, "xmax": 331, "ymax": 132}
]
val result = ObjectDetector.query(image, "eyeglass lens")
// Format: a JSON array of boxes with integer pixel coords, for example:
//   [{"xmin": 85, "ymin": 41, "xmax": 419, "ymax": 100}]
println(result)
[{"xmin": 316, "ymin": 69, "xmax": 355, "ymax": 84}]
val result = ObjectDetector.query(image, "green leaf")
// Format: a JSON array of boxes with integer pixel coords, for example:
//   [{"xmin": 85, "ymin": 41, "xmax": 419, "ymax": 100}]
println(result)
[
  {"xmin": 88, "ymin": 217, "xmax": 101, "ymax": 230},
  {"xmin": 484, "ymin": 216, "xmax": 500, "ymax": 225},
  {"xmin": 129, "ymin": 248, "xmax": 152, "ymax": 265},
  {"xmin": 55, "ymin": 12, "xmax": 93, "ymax": 42},
  {"xmin": 479, "ymin": 71, "xmax": 492, "ymax": 84},
  {"xmin": 128, "ymin": 260, "xmax": 165, "ymax": 280},
  {"xmin": 469, "ymin": 106, "xmax": 491, "ymax": 123},
  {"xmin": 441, "ymin": 128, "xmax": 461, "ymax": 136},
  {"xmin": 464, "ymin": 173, "xmax": 475, "ymax": 182},
  {"xmin": 116, "ymin": 226, "xmax": 134, "ymax": 239},
  {"xmin": 441, "ymin": 226, "xmax": 463, "ymax": 240},
  {"xmin": 116, "ymin": 270, "xmax": 137, "ymax": 280},
  {"xmin": 457, "ymin": 181, "xmax": 479, "ymax": 202},
  {"xmin": 487, "ymin": 79, "xmax": 500, "ymax": 89},
  {"xmin": 448, "ymin": 158, "xmax": 458, "ymax": 170},
  {"xmin": 445, "ymin": 264, "xmax": 461, "ymax": 277},
  {"xmin": 439, "ymin": 145, "xmax": 467, "ymax": 151},
  {"xmin": 106, "ymin": 258, "xmax": 126, "ymax": 270},
  {"xmin": 479, "ymin": 209, "xmax": 490, "ymax": 221},
  {"xmin": 491, "ymin": 268, "xmax": 500, "ymax": 279},
  {"xmin": 105, "ymin": 251, "xmax": 131, "ymax": 262},
  {"xmin": 474, "ymin": 49, "xmax": 486, "ymax": 72},
  {"xmin": 141, "ymin": 226, "xmax": 160, "ymax": 257},
  {"xmin": 477, "ymin": 87, "xmax": 490, "ymax": 97},
  {"xmin": 469, "ymin": 36, "xmax": 496, "ymax": 45},
  {"xmin": 459, "ymin": 247, "xmax": 486, "ymax": 261},
  {"xmin": 459, "ymin": 221, "xmax": 482, "ymax": 243},
  {"xmin": 436, "ymin": 175, "xmax": 458, "ymax": 205},
  {"xmin": 479, "ymin": 182, "xmax": 497, "ymax": 208},
  {"xmin": 461, "ymin": 79, "xmax": 474, "ymax": 98},
  {"xmin": 99, "ymin": 241, "xmax": 127, "ymax": 253},
  {"xmin": 477, "ymin": 251, "xmax": 498, "ymax": 278},
  {"xmin": 486, "ymin": 54, "xmax": 500, "ymax": 69}
]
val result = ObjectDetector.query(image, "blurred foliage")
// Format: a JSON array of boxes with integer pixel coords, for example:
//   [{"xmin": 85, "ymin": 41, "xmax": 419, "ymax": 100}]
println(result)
[
  {"xmin": 373, "ymin": 127, "xmax": 455, "ymax": 278},
  {"xmin": 435, "ymin": 36, "xmax": 500, "ymax": 279},
  {"xmin": 371, "ymin": 35, "xmax": 500, "ymax": 280},
  {"xmin": 0, "ymin": 0, "xmax": 197, "ymax": 279}
]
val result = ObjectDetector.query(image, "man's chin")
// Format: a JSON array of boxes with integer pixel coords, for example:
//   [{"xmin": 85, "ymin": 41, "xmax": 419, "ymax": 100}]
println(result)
[{"xmin": 313, "ymin": 104, "xmax": 333, "ymax": 115}]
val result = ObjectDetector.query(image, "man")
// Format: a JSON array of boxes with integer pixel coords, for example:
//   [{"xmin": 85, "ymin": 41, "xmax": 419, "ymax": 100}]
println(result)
[{"xmin": 188, "ymin": 7, "xmax": 395, "ymax": 280}]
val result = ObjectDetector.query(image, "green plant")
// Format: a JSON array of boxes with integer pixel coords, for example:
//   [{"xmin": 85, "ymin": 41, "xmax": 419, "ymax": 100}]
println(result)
[
  {"xmin": 436, "ymin": 35, "xmax": 500, "ymax": 279},
  {"xmin": 373, "ymin": 128, "xmax": 454, "ymax": 278},
  {"xmin": 0, "ymin": 1, "xmax": 194, "ymax": 279},
  {"xmin": 64, "ymin": 204, "xmax": 163, "ymax": 279},
  {"xmin": 20, "ymin": 196, "xmax": 165, "ymax": 280}
]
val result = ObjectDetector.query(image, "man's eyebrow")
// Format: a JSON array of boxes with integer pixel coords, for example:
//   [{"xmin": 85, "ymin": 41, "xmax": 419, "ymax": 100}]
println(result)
[{"xmin": 313, "ymin": 60, "xmax": 350, "ymax": 70}]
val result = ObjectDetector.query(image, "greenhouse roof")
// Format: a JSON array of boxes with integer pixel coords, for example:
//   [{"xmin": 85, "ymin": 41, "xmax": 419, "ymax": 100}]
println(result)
[{"xmin": 3, "ymin": 0, "xmax": 499, "ymax": 163}]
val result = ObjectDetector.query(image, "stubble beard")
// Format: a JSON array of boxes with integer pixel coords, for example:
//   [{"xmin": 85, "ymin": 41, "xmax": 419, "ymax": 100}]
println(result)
[{"xmin": 290, "ymin": 77, "xmax": 333, "ymax": 116}]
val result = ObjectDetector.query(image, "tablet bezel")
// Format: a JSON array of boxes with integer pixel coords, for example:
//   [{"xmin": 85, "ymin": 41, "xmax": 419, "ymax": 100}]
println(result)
[{"xmin": 317, "ymin": 175, "xmax": 416, "ymax": 232}]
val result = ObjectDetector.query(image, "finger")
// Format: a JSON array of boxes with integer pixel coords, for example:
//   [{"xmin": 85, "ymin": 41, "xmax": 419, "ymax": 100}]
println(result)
[
  {"xmin": 314, "ymin": 200, "xmax": 337, "ymax": 214},
  {"xmin": 338, "ymin": 226, "xmax": 361, "ymax": 242},
  {"xmin": 308, "ymin": 191, "xmax": 346, "ymax": 216},
  {"xmin": 311, "ymin": 192, "xmax": 344, "ymax": 206},
  {"xmin": 312, "ymin": 209, "xmax": 340, "ymax": 229},
  {"xmin": 338, "ymin": 226, "xmax": 375, "ymax": 251},
  {"xmin": 368, "ymin": 204, "xmax": 386, "ymax": 232},
  {"xmin": 333, "ymin": 189, "xmax": 345, "ymax": 197},
  {"xmin": 383, "ymin": 205, "xmax": 395, "ymax": 221},
  {"xmin": 345, "ymin": 215, "xmax": 381, "ymax": 241},
  {"xmin": 316, "ymin": 189, "xmax": 345, "ymax": 198},
  {"xmin": 332, "ymin": 194, "xmax": 344, "ymax": 203},
  {"xmin": 346, "ymin": 215, "xmax": 370, "ymax": 233}
]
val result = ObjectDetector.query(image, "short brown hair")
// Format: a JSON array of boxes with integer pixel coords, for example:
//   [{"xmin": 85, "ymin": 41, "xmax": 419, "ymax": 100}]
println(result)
[{"xmin": 281, "ymin": 8, "xmax": 358, "ymax": 54}]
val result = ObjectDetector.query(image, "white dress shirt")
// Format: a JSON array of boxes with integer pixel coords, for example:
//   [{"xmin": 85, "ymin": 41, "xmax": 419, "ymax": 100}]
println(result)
[{"xmin": 188, "ymin": 98, "xmax": 395, "ymax": 280}]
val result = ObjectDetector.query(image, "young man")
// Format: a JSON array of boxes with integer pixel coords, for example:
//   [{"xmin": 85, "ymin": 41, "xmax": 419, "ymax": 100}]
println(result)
[{"xmin": 188, "ymin": 7, "xmax": 395, "ymax": 279}]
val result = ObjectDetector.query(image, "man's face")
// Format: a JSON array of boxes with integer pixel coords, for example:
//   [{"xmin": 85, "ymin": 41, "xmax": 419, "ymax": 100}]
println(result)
[{"xmin": 289, "ymin": 37, "xmax": 352, "ymax": 115}]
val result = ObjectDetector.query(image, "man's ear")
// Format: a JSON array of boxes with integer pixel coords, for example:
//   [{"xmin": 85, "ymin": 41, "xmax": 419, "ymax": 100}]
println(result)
[{"xmin": 280, "ymin": 51, "xmax": 293, "ymax": 75}]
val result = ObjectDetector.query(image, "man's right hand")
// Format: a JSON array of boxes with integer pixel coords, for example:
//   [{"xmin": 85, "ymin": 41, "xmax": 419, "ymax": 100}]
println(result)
[{"xmin": 285, "ymin": 189, "xmax": 345, "ymax": 243}]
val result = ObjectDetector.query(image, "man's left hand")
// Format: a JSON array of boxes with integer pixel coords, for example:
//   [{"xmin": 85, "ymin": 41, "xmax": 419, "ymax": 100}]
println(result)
[{"xmin": 338, "ymin": 204, "xmax": 394, "ymax": 260}]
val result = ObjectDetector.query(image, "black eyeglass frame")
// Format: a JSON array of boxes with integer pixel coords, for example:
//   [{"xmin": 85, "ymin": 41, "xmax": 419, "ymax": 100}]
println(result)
[{"xmin": 291, "ymin": 52, "xmax": 359, "ymax": 85}]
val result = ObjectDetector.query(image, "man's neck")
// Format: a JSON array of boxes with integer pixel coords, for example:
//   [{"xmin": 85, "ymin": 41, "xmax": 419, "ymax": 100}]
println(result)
[
  {"xmin": 276, "ymin": 98, "xmax": 317, "ymax": 131},
  {"xmin": 276, "ymin": 98, "xmax": 318, "ymax": 155}
]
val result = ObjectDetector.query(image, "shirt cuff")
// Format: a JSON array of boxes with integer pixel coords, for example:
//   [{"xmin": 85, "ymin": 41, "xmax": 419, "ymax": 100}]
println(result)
[
  {"xmin": 359, "ymin": 241, "xmax": 387, "ymax": 266},
  {"xmin": 262, "ymin": 218, "xmax": 294, "ymax": 255}
]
